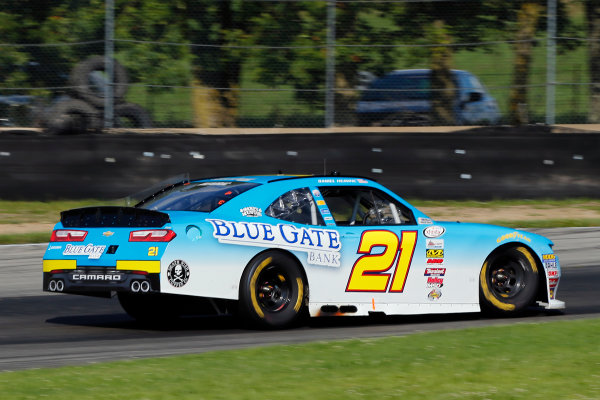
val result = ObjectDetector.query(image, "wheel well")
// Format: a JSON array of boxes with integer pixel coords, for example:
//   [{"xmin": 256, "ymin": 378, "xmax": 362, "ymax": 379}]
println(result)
[
  {"xmin": 483, "ymin": 242, "xmax": 548, "ymax": 304},
  {"xmin": 241, "ymin": 249, "xmax": 309, "ymax": 296}
]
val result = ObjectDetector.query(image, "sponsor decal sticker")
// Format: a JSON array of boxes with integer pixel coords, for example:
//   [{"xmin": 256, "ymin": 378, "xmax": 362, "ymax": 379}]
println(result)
[
  {"xmin": 316, "ymin": 200, "xmax": 326, "ymax": 206},
  {"xmin": 426, "ymin": 258, "xmax": 444, "ymax": 265},
  {"xmin": 547, "ymin": 270, "xmax": 559, "ymax": 277},
  {"xmin": 496, "ymin": 231, "xmax": 531, "ymax": 243},
  {"xmin": 240, "ymin": 206, "xmax": 262, "ymax": 217},
  {"xmin": 312, "ymin": 189, "xmax": 322, "ymax": 198},
  {"xmin": 48, "ymin": 245, "xmax": 62, "ymax": 250},
  {"xmin": 63, "ymin": 244, "xmax": 106, "ymax": 259},
  {"xmin": 426, "ymin": 249, "xmax": 444, "ymax": 258},
  {"xmin": 324, "ymin": 216, "xmax": 334, "ymax": 221},
  {"xmin": 424, "ymin": 267, "xmax": 446, "ymax": 276},
  {"xmin": 544, "ymin": 261, "xmax": 557, "ymax": 268},
  {"xmin": 418, "ymin": 217, "xmax": 433, "ymax": 225},
  {"xmin": 207, "ymin": 219, "xmax": 342, "ymax": 267},
  {"xmin": 321, "ymin": 208, "xmax": 331, "ymax": 215},
  {"xmin": 308, "ymin": 251, "xmax": 340, "ymax": 267},
  {"xmin": 317, "ymin": 178, "xmax": 362, "ymax": 184},
  {"xmin": 428, "ymin": 288, "xmax": 442, "ymax": 301},
  {"xmin": 542, "ymin": 254, "xmax": 556, "ymax": 260},
  {"xmin": 426, "ymin": 276, "xmax": 444, "ymax": 288},
  {"xmin": 71, "ymin": 274, "xmax": 123, "ymax": 281},
  {"xmin": 167, "ymin": 260, "xmax": 190, "ymax": 288},
  {"xmin": 103, "ymin": 231, "xmax": 114, "ymax": 237},
  {"xmin": 423, "ymin": 225, "xmax": 445, "ymax": 238},
  {"xmin": 426, "ymin": 239, "xmax": 444, "ymax": 249}
]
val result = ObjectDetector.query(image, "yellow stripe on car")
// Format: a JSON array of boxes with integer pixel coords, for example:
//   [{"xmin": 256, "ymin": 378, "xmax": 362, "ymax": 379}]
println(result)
[
  {"xmin": 43, "ymin": 259, "xmax": 77, "ymax": 272},
  {"xmin": 116, "ymin": 260, "xmax": 161, "ymax": 273}
]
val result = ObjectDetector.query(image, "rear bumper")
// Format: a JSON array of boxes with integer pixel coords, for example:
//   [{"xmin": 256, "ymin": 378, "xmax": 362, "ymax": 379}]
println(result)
[{"xmin": 43, "ymin": 269, "xmax": 160, "ymax": 294}]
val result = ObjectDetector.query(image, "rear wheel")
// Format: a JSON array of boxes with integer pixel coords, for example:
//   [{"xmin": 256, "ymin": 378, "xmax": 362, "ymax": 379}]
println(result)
[
  {"xmin": 239, "ymin": 251, "xmax": 307, "ymax": 329},
  {"xmin": 479, "ymin": 246, "xmax": 539, "ymax": 314}
]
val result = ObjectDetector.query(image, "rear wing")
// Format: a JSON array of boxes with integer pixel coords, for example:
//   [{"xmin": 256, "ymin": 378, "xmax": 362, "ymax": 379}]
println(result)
[{"xmin": 61, "ymin": 206, "xmax": 170, "ymax": 228}]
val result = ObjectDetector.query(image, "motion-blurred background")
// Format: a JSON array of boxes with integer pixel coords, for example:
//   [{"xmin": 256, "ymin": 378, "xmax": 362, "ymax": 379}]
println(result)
[{"xmin": 1, "ymin": 0, "xmax": 597, "ymax": 130}]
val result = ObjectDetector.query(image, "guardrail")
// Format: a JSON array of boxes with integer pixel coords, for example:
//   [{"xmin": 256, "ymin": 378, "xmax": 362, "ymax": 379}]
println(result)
[{"xmin": 0, "ymin": 126, "xmax": 598, "ymax": 200}]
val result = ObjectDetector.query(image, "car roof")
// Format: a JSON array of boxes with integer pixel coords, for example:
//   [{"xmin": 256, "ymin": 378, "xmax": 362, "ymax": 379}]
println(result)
[{"xmin": 193, "ymin": 175, "xmax": 377, "ymax": 186}]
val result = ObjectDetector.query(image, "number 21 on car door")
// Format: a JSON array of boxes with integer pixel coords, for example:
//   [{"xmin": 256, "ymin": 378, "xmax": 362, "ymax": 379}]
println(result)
[{"xmin": 340, "ymin": 228, "xmax": 421, "ymax": 302}]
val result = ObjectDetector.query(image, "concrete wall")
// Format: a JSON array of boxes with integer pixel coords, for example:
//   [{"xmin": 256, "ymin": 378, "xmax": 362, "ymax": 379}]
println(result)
[{"xmin": 1, "ymin": 126, "xmax": 598, "ymax": 200}]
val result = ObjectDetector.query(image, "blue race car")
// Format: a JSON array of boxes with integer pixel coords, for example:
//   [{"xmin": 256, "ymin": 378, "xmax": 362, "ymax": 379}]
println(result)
[{"xmin": 42, "ymin": 175, "xmax": 564, "ymax": 328}]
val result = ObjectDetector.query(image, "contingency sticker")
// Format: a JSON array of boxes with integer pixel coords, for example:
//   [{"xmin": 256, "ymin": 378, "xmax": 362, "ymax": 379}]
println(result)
[
  {"xmin": 63, "ymin": 244, "xmax": 106, "ymax": 259},
  {"xmin": 207, "ymin": 219, "xmax": 342, "ymax": 267}
]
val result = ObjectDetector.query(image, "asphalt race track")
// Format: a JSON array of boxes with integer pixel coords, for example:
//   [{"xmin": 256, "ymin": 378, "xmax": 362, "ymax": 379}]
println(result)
[{"xmin": 0, "ymin": 227, "xmax": 598, "ymax": 372}]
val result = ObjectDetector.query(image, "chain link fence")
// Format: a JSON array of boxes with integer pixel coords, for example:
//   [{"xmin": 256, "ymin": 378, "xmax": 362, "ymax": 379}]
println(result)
[{"xmin": 0, "ymin": 0, "xmax": 594, "ymax": 131}]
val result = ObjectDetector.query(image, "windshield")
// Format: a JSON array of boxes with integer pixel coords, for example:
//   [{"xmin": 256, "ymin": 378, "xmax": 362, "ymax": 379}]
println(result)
[{"xmin": 138, "ymin": 181, "xmax": 260, "ymax": 212}]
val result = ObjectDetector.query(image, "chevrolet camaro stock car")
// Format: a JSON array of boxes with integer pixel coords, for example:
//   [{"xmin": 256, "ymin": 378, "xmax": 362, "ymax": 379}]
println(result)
[{"xmin": 42, "ymin": 175, "xmax": 564, "ymax": 328}]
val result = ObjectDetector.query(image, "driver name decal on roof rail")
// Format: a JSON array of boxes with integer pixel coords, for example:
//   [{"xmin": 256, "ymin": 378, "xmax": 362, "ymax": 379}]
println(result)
[{"xmin": 207, "ymin": 219, "xmax": 342, "ymax": 267}]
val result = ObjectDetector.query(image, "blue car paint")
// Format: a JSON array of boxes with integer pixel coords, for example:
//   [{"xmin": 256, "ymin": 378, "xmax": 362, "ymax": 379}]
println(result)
[{"xmin": 42, "ymin": 175, "xmax": 562, "ymax": 317}]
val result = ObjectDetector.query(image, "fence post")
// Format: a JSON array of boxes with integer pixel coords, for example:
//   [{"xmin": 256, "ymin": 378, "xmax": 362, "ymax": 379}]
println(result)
[
  {"xmin": 325, "ymin": 0, "xmax": 335, "ymax": 128},
  {"xmin": 104, "ymin": 0, "xmax": 115, "ymax": 129},
  {"xmin": 546, "ymin": 0, "xmax": 556, "ymax": 125}
]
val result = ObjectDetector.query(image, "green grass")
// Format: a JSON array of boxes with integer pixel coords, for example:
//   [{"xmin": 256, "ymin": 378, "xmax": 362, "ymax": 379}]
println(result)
[
  {"xmin": 0, "ymin": 318, "xmax": 598, "ymax": 399},
  {"xmin": 0, "ymin": 232, "xmax": 50, "ymax": 245},
  {"xmin": 0, "ymin": 199, "xmax": 126, "ymax": 225},
  {"xmin": 1, "ymin": 198, "xmax": 599, "ymax": 244},
  {"xmin": 488, "ymin": 218, "xmax": 600, "ymax": 229}
]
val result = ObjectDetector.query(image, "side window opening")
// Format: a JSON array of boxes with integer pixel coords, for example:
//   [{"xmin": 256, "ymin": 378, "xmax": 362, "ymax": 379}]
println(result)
[
  {"xmin": 318, "ymin": 187, "xmax": 415, "ymax": 226},
  {"xmin": 266, "ymin": 188, "xmax": 324, "ymax": 226}
]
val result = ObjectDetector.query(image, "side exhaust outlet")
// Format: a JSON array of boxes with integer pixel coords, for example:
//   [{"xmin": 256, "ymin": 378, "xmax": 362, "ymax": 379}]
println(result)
[
  {"xmin": 56, "ymin": 280, "xmax": 64, "ymax": 292},
  {"xmin": 48, "ymin": 280, "xmax": 57, "ymax": 292}
]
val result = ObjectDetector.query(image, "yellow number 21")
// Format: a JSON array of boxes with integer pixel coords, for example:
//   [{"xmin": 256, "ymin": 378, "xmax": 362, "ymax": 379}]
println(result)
[{"xmin": 346, "ymin": 230, "xmax": 417, "ymax": 293}]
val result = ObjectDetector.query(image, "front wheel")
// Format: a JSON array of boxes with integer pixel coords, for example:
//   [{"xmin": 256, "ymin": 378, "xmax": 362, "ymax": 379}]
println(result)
[
  {"xmin": 239, "ymin": 251, "xmax": 307, "ymax": 329},
  {"xmin": 479, "ymin": 246, "xmax": 539, "ymax": 314}
]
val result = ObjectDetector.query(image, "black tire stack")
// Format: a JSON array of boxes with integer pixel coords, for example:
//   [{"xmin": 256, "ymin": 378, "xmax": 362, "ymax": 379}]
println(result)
[{"xmin": 43, "ymin": 56, "xmax": 151, "ymax": 134}]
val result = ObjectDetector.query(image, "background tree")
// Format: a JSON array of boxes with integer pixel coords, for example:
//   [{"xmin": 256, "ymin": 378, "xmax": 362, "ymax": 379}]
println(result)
[
  {"xmin": 508, "ymin": 2, "xmax": 543, "ymax": 125},
  {"xmin": 587, "ymin": 0, "xmax": 600, "ymax": 123}
]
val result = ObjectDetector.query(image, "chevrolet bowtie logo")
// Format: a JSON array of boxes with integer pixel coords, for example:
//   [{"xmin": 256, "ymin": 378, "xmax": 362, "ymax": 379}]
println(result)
[{"xmin": 103, "ymin": 231, "xmax": 115, "ymax": 237}]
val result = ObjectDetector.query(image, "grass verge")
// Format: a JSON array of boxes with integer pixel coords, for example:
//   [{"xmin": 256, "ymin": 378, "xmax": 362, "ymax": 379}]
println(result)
[
  {"xmin": 0, "ymin": 232, "xmax": 50, "ymax": 245},
  {"xmin": 1, "ymin": 198, "xmax": 599, "ymax": 244},
  {"xmin": 0, "ymin": 318, "xmax": 598, "ymax": 399}
]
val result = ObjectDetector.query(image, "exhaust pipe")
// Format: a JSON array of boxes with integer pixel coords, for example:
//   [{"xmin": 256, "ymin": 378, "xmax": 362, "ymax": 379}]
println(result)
[
  {"xmin": 140, "ymin": 281, "xmax": 150, "ymax": 293},
  {"xmin": 131, "ymin": 280, "xmax": 141, "ymax": 293},
  {"xmin": 48, "ymin": 280, "xmax": 57, "ymax": 292},
  {"xmin": 55, "ymin": 280, "xmax": 64, "ymax": 292}
]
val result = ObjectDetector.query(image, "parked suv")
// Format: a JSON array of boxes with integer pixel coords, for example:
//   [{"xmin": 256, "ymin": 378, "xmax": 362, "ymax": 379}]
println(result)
[{"xmin": 356, "ymin": 69, "xmax": 501, "ymax": 126}]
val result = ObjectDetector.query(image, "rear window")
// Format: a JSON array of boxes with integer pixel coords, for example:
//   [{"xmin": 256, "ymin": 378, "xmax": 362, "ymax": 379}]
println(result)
[{"xmin": 138, "ymin": 181, "xmax": 260, "ymax": 212}]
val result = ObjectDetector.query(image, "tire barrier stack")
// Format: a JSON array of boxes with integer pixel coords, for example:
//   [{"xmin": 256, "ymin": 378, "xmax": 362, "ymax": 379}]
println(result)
[{"xmin": 41, "ymin": 56, "xmax": 151, "ymax": 134}]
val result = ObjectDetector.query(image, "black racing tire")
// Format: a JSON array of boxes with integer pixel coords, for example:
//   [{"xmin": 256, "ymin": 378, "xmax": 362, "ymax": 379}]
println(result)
[
  {"xmin": 117, "ymin": 292, "xmax": 178, "ymax": 323},
  {"xmin": 114, "ymin": 102, "xmax": 152, "ymax": 128},
  {"xmin": 239, "ymin": 251, "xmax": 307, "ymax": 329},
  {"xmin": 68, "ymin": 55, "xmax": 128, "ymax": 107},
  {"xmin": 479, "ymin": 246, "xmax": 539, "ymax": 314},
  {"xmin": 44, "ymin": 98, "xmax": 101, "ymax": 135}
]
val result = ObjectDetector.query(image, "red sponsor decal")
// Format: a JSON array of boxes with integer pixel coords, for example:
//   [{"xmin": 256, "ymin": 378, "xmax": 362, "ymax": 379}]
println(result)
[
  {"xmin": 426, "ymin": 258, "xmax": 444, "ymax": 264},
  {"xmin": 424, "ymin": 267, "xmax": 446, "ymax": 276},
  {"xmin": 549, "ymin": 278, "xmax": 559, "ymax": 287},
  {"xmin": 427, "ymin": 276, "xmax": 444, "ymax": 285},
  {"xmin": 547, "ymin": 270, "xmax": 559, "ymax": 277}
]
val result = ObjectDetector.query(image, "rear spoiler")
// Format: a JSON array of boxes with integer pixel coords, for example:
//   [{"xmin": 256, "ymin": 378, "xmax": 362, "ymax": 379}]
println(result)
[{"xmin": 61, "ymin": 206, "xmax": 171, "ymax": 228}]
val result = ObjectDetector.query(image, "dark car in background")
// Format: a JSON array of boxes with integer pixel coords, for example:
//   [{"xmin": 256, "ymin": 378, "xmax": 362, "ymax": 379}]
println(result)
[{"xmin": 356, "ymin": 69, "xmax": 501, "ymax": 126}]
